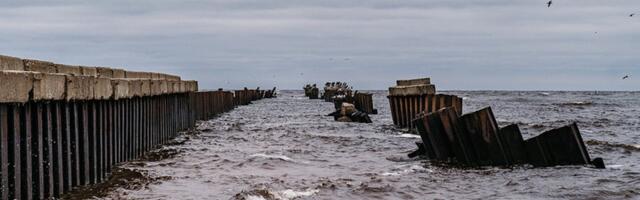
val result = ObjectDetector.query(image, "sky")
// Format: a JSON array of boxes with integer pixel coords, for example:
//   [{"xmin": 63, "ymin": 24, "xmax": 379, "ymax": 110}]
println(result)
[{"xmin": 0, "ymin": 0, "xmax": 638, "ymax": 90}]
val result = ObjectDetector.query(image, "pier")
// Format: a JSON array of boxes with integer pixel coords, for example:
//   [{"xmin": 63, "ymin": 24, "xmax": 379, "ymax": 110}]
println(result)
[{"xmin": 0, "ymin": 55, "xmax": 274, "ymax": 199}]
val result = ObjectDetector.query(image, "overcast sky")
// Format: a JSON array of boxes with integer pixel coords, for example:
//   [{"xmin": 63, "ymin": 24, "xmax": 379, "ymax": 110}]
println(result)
[{"xmin": 0, "ymin": 1, "xmax": 638, "ymax": 90}]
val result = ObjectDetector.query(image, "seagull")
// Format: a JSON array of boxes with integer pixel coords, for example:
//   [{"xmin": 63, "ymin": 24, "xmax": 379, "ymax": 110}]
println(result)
[
  {"xmin": 547, "ymin": 0, "xmax": 552, "ymax": 7},
  {"xmin": 622, "ymin": 75, "xmax": 630, "ymax": 80}
]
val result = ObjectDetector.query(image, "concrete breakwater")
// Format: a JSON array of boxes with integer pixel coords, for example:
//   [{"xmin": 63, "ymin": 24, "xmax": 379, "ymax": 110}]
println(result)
[{"xmin": 0, "ymin": 54, "xmax": 274, "ymax": 199}]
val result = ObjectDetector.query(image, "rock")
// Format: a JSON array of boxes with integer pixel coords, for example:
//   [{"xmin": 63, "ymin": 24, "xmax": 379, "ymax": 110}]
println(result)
[
  {"xmin": 337, "ymin": 116, "xmax": 352, "ymax": 122},
  {"xmin": 340, "ymin": 103, "xmax": 356, "ymax": 116}
]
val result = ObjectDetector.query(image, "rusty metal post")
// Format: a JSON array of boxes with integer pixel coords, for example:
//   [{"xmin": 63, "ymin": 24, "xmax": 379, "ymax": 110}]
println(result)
[
  {"xmin": 18, "ymin": 104, "xmax": 32, "ymax": 200},
  {"xmin": 1, "ymin": 105, "xmax": 8, "ymax": 200}
]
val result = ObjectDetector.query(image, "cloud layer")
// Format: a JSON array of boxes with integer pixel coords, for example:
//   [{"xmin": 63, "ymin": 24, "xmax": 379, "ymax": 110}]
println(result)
[{"xmin": 1, "ymin": 0, "xmax": 638, "ymax": 90}]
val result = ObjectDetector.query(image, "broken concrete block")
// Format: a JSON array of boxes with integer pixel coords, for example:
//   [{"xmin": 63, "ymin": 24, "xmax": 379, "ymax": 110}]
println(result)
[
  {"xmin": 388, "ymin": 84, "xmax": 436, "ymax": 96},
  {"xmin": 397, "ymin": 78, "xmax": 431, "ymax": 86},
  {"xmin": 32, "ymin": 72, "xmax": 66, "ymax": 101},
  {"xmin": 96, "ymin": 67, "xmax": 114, "ymax": 78},
  {"xmin": 112, "ymin": 68, "xmax": 125, "ymax": 78},
  {"xmin": 0, "ymin": 55, "xmax": 25, "ymax": 71},
  {"xmin": 111, "ymin": 79, "xmax": 130, "ymax": 99},
  {"xmin": 80, "ymin": 66, "xmax": 98, "ymax": 76},
  {"xmin": 55, "ymin": 64, "xmax": 82, "ymax": 75},
  {"xmin": 94, "ymin": 77, "xmax": 113, "ymax": 100},
  {"xmin": 24, "ymin": 59, "xmax": 57, "ymax": 73},
  {"xmin": 65, "ymin": 75, "xmax": 95, "ymax": 100},
  {"xmin": 0, "ymin": 71, "xmax": 33, "ymax": 103}
]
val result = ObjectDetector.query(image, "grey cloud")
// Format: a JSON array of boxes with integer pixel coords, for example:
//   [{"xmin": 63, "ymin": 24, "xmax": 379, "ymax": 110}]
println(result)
[{"xmin": 0, "ymin": 0, "xmax": 638, "ymax": 90}]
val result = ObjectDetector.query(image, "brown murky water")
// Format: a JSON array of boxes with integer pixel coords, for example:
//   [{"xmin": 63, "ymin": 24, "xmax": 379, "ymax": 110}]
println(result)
[{"xmin": 100, "ymin": 90, "xmax": 640, "ymax": 199}]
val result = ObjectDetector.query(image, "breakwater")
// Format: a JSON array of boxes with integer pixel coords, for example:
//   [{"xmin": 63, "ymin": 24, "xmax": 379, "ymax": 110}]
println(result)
[{"xmin": 0, "ymin": 55, "xmax": 274, "ymax": 199}]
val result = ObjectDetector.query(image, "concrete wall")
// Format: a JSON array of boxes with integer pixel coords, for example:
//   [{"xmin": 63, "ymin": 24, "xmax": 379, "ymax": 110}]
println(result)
[{"xmin": 0, "ymin": 54, "xmax": 196, "ymax": 103}]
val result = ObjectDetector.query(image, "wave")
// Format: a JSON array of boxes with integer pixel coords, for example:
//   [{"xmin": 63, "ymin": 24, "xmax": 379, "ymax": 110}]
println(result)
[
  {"xmin": 586, "ymin": 140, "xmax": 640, "ymax": 152},
  {"xmin": 249, "ymin": 153, "xmax": 294, "ymax": 162},
  {"xmin": 237, "ymin": 188, "xmax": 319, "ymax": 200}
]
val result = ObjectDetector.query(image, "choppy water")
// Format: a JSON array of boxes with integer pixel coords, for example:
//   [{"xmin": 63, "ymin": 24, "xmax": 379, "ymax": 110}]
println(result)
[{"xmin": 106, "ymin": 90, "xmax": 640, "ymax": 199}]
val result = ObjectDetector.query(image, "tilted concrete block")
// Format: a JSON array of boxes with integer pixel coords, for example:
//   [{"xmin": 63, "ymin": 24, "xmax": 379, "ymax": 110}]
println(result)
[
  {"xmin": 80, "ymin": 66, "xmax": 98, "ymax": 76},
  {"xmin": 112, "ymin": 68, "xmax": 125, "ymax": 78},
  {"xmin": 55, "ymin": 64, "xmax": 82, "ymax": 75},
  {"xmin": 65, "ymin": 75, "xmax": 95, "ymax": 100},
  {"xmin": 128, "ymin": 80, "xmax": 143, "ymax": 97},
  {"xmin": 0, "ymin": 71, "xmax": 33, "ymax": 103},
  {"xmin": 94, "ymin": 77, "xmax": 113, "ymax": 100},
  {"xmin": 388, "ymin": 84, "xmax": 436, "ymax": 96},
  {"xmin": 32, "ymin": 72, "xmax": 66, "ymax": 101},
  {"xmin": 24, "ymin": 59, "xmax": 57, "ymax": 73},
  {"xmin": 111, "ymin": 79, "xmax": 131, "ymax": 99},
  {"xmin": 0, "ymin": 55, "xmax": 25, "ymax": 71},
  {"xmin": 396, "ymin": 78, "xmax": 431, "ymax": 86},
  {"xmin": 96, "ymin": 67, "xmax": 114, "ymax": 78}
]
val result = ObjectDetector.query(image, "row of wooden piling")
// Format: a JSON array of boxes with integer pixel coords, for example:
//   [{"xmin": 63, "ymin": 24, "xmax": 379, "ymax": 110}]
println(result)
[
  {"xmin": 388, "ymin": 94, "xmax": 462, "ymax": 129},
  {"xmin": 0, "ymin": 90, "xmax": 274, "ymax": 200},
  {"xmin": 353, "ymin": 93, "xmax": 377, "ymax": 114},
  {"xmin": 412, "ymin": 106, "xmax": 596, "ymax": 168}
]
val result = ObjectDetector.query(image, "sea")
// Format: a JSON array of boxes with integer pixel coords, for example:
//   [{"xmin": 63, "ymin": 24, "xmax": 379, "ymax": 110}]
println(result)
[{"xmin": 103, "ymin": 90, "xmax": 640, "ymax": 199}]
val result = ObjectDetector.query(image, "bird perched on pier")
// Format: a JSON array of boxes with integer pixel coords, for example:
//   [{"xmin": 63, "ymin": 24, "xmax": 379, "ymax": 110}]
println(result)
[
  {"xmin": 547, "ymin": 0, "xmax": 552, "ymax": 7},
  {"xmin": 622, "ymin": 75, "xmax": 630, "ymax": 80}
]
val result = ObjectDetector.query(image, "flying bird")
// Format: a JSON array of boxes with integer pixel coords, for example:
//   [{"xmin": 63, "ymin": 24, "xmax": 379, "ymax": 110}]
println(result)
[
  {"xmin": 547, "ymin": 0, "xmax": 552, "ymax": 7},
  {"xmin": 631, "ymin": 13, "xmax": 635, "ymax": 17},
  {"xmin": 622, "ymin": 75, "xmax": 630, "ymax": 80}
]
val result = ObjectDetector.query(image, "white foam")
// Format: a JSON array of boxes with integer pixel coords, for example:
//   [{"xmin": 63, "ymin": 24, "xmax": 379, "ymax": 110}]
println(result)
[
  {"xmin": 250, "ymin": 153, "xmax": 294, "ymax": 162},
  {"xmin": 540, "ymin": 92, "xmax": 550, "ymax": 96},
  {"xmin": 381, "ymin": 164, "xmax": 432, "ymax": 176},
  {"xmin": 275, "ymin": 189, "xmax": 320, "ymax": 199},
  {"xmin": 632, "ymin": 144, "xmax": 640, "ymax": 149},
  {"xmin": 607, "ymin": 164, "xmax": 624, "ymax": 169},
  {"xmin": 246, "ymin": 195, "xmax": 267, "ymax": 200},
  {"xmin": 396, "ymin": 134, "xmax": 421, "ymax": 138}
]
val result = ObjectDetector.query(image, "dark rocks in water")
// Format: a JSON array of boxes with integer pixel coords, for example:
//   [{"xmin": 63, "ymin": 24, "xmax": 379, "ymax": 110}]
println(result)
[
  {"xmin": 410, "ymin": 106, "xmax": 604, "ymax": 169},
  {"xmin": 304, "ymin": 84, "xmax": 319, "ymax": 99},
  {"xmin": 327, "ymin": 103, "xmax": 372, "ymax": 123}
]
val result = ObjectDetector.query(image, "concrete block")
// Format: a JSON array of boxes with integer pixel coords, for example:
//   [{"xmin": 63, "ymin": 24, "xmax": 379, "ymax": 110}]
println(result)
[
  {"xmin": 179, "ymin": 81, "xmax": 187, "ymax": 93},
  {"xmin": 141, "ymin": 79, "xmax": 152, "ymax": 96},
  {"xmin": 388, "ymin": 84, "xmax": 436, "ymax": 96},
  {"xmin": 0, "ymin": 71, "xmax": 33, "ymax": 103},
  {"xmin": 111, "ymin": 79, "xmax": 131, "ymax": 99},
  {"xmin": 65, "ymin": 75, "xmax": 95, "ymax": 100},
  {"xmin": 24, "ymin": 59, "xmax": 57, "ymax": 73},
  {"xmin": 128, "ymin": 80, "xmax": 143, "ymax": 97},
  {"xmin": 125, "ymin": 71, "xmax": 153, "ymax": 79},
  {"xmin": 397, "ymin": 78, "xmax": 431, "ymax": 86},
  {"xmin": 150, "ymin": 80, "xmax": 161, "ymax": 95},
  {"xmin": 55, "ymin": 64, "xmax": 82, "ymax": 75},
  {"xmin": 32, "ymin": 72, "xmax": 66, "ymax": 101},
  {"xmin": 0, "ymin": 55, "xmax": 25, "ymax": 71},
  {"xmin": 166, "ymin": 74, "xmax": 181, "ymax": 81},
  {"xmin": 112, "ymin": 68, "xmax": 125, "ymax": 78},
  {"xmin": 96, "ymin": 67, "xmax": 114, "ymax": 78},
  {"xmin": 80, "ymin": 66, "xmax": 98, "ymax": 76},
  {"xmin": 159, "ymin": 80, "xmax": 168, "ymax": 94},
  {"xmin": 169, "ymin": 81, "xmax": 180, "ymax": 93},
  {"xmin": 94, "ymin": 77, "xmax": 113, "ymax": 100},
  {"xmin": 186, "ymin": 80, "xmax": 198, "ymax": 91},
  {"xmin": 151, "ymin": 73, "xmax": 161, "ymax": 80}
]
